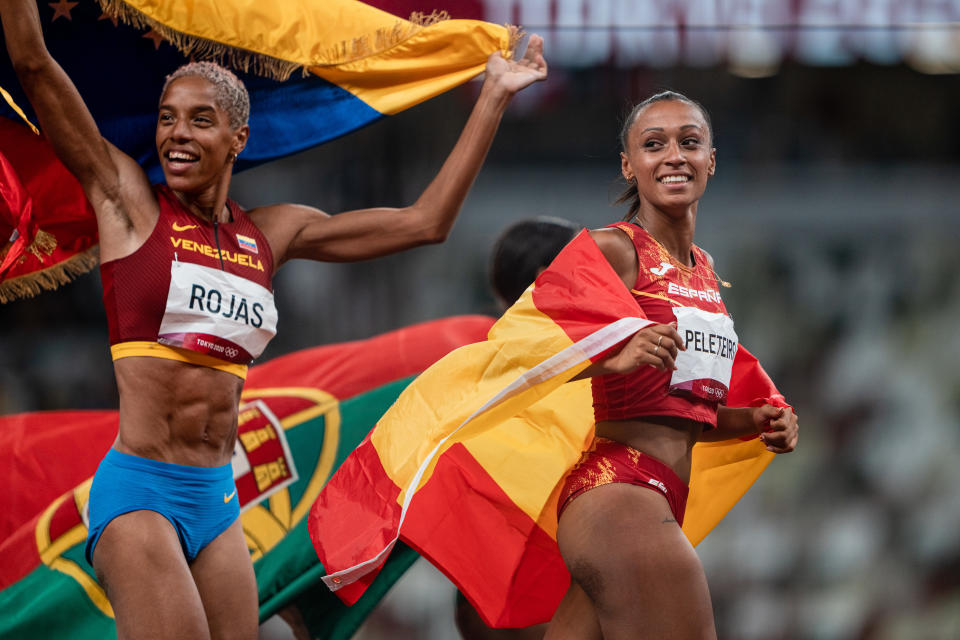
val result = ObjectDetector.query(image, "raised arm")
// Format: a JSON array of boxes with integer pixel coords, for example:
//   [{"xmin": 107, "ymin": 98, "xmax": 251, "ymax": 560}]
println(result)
[
  {"xmin": 1, "ymin": 0, "xmax": 154, "ymax": 257},
  {"xmin": 251, "ymin": 35, "xmax": 549, "ymax": 267}
]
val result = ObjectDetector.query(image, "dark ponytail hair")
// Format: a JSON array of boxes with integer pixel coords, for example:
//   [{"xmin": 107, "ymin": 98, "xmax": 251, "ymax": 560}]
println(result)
[
  {"xmin": 489, "ymin": 217, "xmax": 579, "ymax": 309},
  {"xmin": 615, "ymin": 90, "xmax": 714, "ymax": 221}
]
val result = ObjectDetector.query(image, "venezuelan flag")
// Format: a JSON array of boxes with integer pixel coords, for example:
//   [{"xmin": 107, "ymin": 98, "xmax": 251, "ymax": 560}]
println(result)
[
  {"xmin": 0, "ymin": 316, "xmax": 494, "ymax": 640},
  {"xmin": 0, "ymin": 0, "xmax": 512, "ymax": 300},
  {"xmin": 309, "ymin": 231, "xmax": 788, "ymax": 627}
]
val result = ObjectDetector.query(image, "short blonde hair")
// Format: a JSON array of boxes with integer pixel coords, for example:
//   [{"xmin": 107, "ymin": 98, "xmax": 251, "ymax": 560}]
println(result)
[{"xmin": 161, "ymin": 61, "xmax": 250, "ymax": 130}]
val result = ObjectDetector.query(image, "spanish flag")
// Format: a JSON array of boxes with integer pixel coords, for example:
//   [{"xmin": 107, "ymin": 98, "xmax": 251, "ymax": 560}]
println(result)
[
  {"xmin": 309, "ymin": 231, "xmax": 789, "ymax": 627},
  {"xmin": 0, "ymin": 316, "xmax": 494, "ymax": 640},
  {"xmin": 0, "ymin": 0, "xmax": 512, "ymax": 301}
]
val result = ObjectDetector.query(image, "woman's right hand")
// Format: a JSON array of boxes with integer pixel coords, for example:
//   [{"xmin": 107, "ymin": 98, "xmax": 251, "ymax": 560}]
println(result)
[
  {"xmin": 600, "ymin": 323, "xmax": 686, "ymax": 374},
  {"xmin": 482, "ymin": 33, "xmax": 547, "ymax": 97}
]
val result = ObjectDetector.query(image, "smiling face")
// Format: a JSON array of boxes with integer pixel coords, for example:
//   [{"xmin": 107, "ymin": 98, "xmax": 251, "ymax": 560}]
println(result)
[
  {"xmin": 620, "ymin": 99, "xmax": 716, "ymax": 218},
  {"xmin": 155, "ymin": 75, "xmax": 248, "ymax": 195}
]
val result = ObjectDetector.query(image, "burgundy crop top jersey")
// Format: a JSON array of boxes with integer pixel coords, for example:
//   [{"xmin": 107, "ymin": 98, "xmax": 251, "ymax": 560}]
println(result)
[
  {"xmin": 101, "ymin": 185, "xmax": 277, "ymax": 379},
  {"xmin": 592, "ymin": 222, "xmax": 737, "ymax": 428}
]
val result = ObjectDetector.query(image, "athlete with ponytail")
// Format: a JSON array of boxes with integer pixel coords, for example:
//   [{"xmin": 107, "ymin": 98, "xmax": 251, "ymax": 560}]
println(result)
[{"xmin": 544, "ymin": 92, "xmax": 799, "ymax": 640}]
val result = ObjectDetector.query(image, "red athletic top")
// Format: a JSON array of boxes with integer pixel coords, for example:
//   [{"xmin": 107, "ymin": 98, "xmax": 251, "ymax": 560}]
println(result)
[
  {"xmin": 592, "ymin": 222, "xmax": 730, "ymax": 426},
  {"xmin": 101, "ymin": 185, "xmax": 274, "ymax": 347}
]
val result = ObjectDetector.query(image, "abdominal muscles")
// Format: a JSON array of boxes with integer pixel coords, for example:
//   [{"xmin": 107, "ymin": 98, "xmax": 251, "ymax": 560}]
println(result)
[{"xmin": 113, "ymin": 357, "xmax": 243, "ymax": 466}]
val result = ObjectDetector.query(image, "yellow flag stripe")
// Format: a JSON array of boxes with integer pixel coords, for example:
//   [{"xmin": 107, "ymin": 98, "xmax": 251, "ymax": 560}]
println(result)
[
  {"xmin": 683, "ymin": 439, "xmax": 775, "ymax": 546},
  {"xmin": 311, "ymin": 20, "xmax": 509, "ymax": 115},
  {"xmin": 462, "ymin": 379, "xmax": 593, "ymax": 536},
  {"xmin": 369, "ymin": 293, "xmax": 580, "ymax": 496},
  {"xmin": 104, "ymin": 0, "xmax": 508, "ymax": 90},
  {"xmin": 104, "ymin": 0, "xmax": 401, "ymax": 65}
]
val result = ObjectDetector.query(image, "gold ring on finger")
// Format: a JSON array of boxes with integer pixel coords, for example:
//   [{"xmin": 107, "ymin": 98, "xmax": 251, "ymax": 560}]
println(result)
[
  {"xmin": 654, "ymin": 344, "xmax": 661, "ymax": 355},
  {"xmin": 657, "ymin": 336, "xmax": 663, "ymax": 347}
]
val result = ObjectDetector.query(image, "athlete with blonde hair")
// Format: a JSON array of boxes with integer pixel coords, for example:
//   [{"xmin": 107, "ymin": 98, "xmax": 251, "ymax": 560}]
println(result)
[{"xmin": 0, "ymin": 0, "xmax": 547, "ymax": 636}]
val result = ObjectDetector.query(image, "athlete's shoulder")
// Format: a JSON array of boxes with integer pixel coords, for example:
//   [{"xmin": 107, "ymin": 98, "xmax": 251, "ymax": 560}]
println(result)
[{"xmin": 588, "ymin": 226, "xmax": 637, "ymax": 286}]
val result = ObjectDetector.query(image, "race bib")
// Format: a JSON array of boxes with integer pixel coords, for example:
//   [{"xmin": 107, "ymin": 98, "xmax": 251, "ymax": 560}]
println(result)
[
  {"xmin": 157, "ymin": 261, "xmax": 278, "ymax": 364},
  {"xmin": 669, "ymin": 306, "xmax": 737, "ymax": 403}
]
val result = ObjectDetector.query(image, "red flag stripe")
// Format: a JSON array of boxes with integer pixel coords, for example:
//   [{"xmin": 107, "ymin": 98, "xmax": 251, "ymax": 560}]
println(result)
[
  {"xmin": 401, "ymin": 442, "xmax": 570, "ymax": 627},
  {"xmin": 309, "ymin": 435, "xmax": 403, "ymax": 600},
  {"xmin": 530, "ymin": 229, "xmax": 647, "ymax": 351}
]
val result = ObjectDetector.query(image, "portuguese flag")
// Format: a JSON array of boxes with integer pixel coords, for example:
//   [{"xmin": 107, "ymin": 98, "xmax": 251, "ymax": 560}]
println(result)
[
  {"xmin": 310, "ymin": 231, "xmax": 789, "ymax": 628},
  {"xmin": 0, "ymin": 316, "xmax": 493, "ymax": 639}
]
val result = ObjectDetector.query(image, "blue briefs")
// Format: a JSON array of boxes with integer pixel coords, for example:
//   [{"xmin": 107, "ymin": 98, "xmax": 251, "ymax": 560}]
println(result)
[{"xmin": 85, "ymin": 448, "xmax": 239, "ymax": 565}]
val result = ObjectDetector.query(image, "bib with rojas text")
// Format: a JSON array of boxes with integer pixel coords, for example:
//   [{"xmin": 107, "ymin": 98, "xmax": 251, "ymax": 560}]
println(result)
[
  {"xmin": 157, "ymin": 261, "xmax": 278, "ymax": 365},
  {"xmin": 669, "ymin": 306, "xmax": 737, "ymax": 404}
]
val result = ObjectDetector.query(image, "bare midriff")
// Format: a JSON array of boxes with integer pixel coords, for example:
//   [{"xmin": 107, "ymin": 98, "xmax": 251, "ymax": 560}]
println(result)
[
  {"xmin": 595, "ymin": 416, "xmax": 708, "ymax": 484},
  {"xmin": 112, "ymin": 357, "xmax": 243, "ymax": 467}
]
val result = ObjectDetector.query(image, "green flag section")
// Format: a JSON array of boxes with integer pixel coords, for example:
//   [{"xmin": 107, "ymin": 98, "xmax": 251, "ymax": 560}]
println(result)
[{"xmin": 0, "ymin": 315, "xmax": 495, "ymax": 639}]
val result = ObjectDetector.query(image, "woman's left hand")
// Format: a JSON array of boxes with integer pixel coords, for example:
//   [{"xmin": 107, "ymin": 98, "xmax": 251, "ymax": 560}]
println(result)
[
  {"xmin": 753, "ymin": 405, "xmax": 799, "ymax": 454},
  {"xmin": 484, "ymin": 33, "xmax": 548, "ymax": 96}
]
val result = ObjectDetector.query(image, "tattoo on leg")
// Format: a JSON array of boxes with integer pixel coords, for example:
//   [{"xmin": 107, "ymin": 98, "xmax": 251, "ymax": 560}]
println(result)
[{"xmin": 662, "ymin": 517, "xmax": 677, "ymax": 524}]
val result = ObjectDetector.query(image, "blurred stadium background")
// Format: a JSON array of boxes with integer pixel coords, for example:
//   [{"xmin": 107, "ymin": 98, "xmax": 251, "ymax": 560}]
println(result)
[{"xmin": 3, "ymin": 1, "xmax": 960, "ymax": 638}]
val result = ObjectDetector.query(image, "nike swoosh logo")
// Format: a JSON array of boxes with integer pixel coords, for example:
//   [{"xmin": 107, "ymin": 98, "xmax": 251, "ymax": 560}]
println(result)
[
  {"xmin": 172, "ymin": 222, "xmax": 198, "ymax": 232},
  {"xmin": 224, "ymin": 490, "xmax": 237, "ymax": 503}
]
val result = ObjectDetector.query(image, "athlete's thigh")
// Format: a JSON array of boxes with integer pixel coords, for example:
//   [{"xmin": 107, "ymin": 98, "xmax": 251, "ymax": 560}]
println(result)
[
  {"xmin": 93, "ymin": 510, "xmax": 210, "ymax": 640},
  {"xmin": 190, "ymin": 519, "xmax": 258, "ymax": 640},
  {"xmin": 556, "ymin": 483, "xmax": 716, "ymax": 640}
]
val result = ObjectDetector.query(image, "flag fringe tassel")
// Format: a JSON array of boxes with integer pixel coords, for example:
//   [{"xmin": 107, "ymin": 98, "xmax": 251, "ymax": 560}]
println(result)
[
  {"xmin": 0, "ymin": 246, "xmax": 99, "ymax": 303},
  {"xmin": 96, "ymin": 1, "xmax": 461, "ymax": 81}
]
